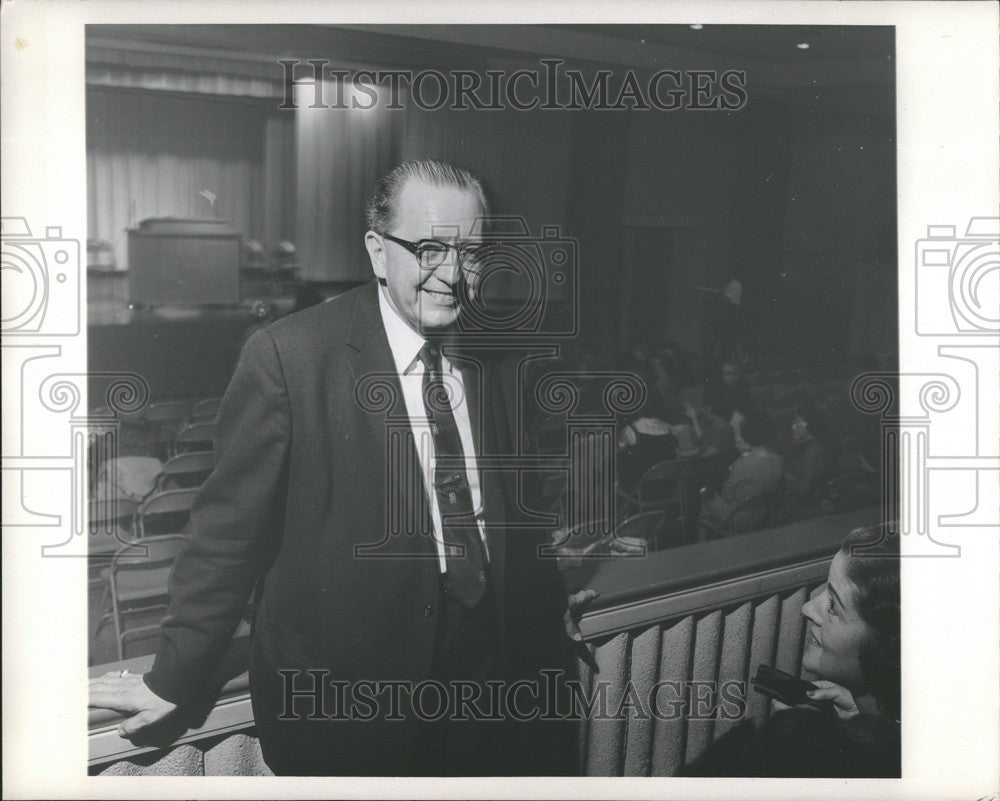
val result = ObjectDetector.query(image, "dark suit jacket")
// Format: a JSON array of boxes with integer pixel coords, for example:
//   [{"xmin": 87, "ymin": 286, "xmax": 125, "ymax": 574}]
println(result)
[{"xmin": 145, "ymin": 281, "xmax": 569, "ymax": 775}]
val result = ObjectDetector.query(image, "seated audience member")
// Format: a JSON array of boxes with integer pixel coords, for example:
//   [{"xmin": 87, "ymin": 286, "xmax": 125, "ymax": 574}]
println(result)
[
  {"xmin": 698, "ymin": 413, "xmax": 783, "ymax": 536},
  {"xmin": 704, "ymin": 356, "xmax": 754, "ymax": 425},
  {"xmin": 683, "ymin": 522, "xmax": 901, "ymax": 777},
  {"xmin": 772, "ymin": 402, "xmax": 830, "ymax": 523},
  {"xmin": 616, "ymin": 415, "xmax": 678, "ymax": 496},
  {"xmin": 681, "ymin": 395, "xmax": 735, "ymax": 459},
  {"xmin": 680, "ymin": 395, "xmax": 736, "ymax": 495},
  {"xmin": 657, "ymin": 340, "xmax": 696, "ymax": 390},
  {"xmin": 646, "ymin": 353, "xmax": 686, "ymax": 423}
]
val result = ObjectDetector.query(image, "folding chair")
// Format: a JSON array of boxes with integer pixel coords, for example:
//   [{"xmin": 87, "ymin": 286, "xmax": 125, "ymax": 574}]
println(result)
[
  {"xmin": 620, "ymin": 459, "xmax": 690, "ymax": 523},
  {"xmin": 87, "ymin": 497, "xmax": 139, "ymax": 578},
  {"xmin": 188, "ymin": 398, "xmax": 222, "ymax": 422},
  {"xmin": 145, "ymin": 400, "xmax": 191, "ymax": 459},
  {"xmin": 611, "ymin": 510, "xmax": 672, "ymax": 553},
  {"xmin": 136, "ymin": 488, "xmax": 198, "ymax": 537},
  {"xmin": 818, "ymin": 470, "xmax": 882, "ymax": 514},
  {"xmin": 95, "ymin": 455, "xmax": 163, "ymax": 502},
  {"xmin": 94, "ymin": 534, "xmax": 189, "ymax": 660},
  {"xmin": 728, "ymin": 490, "xmax": 779, "ymax": 534},
  {"xmin": 172, "ymin": 421, "xmax": 215, "ymax": 456},
  {"xmin": 155, "ymin": 450, "xmax": 215, "ymax": 490}
]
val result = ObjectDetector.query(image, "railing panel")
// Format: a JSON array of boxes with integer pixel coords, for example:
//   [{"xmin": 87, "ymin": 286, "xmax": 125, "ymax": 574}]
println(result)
[
  {"xmin": 580, "ymin": 583, "xmax": 827, "ymax": 776},
  {"xmin": 685, "ymin": 609, "xmax": 723, "ymax": 764},
  {"xmin": 777, "ymin": 586, "xmax": 811, "ymax": 676},
  {"xmin": 622, "ymin": 624, "xmax": 661, "ymax": 776},
  {"xmin": 583, "ymin": 632, "xmax": 629, "ymax": 776},
  {"xmin": 649, "ymin": 615, "xmax": 694, "ymax": 777},
  {"xmin": 715, "ymin": 601, "xmax": 753, "ymax": 741},
  {"xmin": 746, "ymin": 594, "xmax": 781, "ymax": 727}
]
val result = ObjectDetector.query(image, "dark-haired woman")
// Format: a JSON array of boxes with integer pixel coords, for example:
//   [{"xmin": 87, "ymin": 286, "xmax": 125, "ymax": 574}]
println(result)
[
  {"xmin": 798, "ymin": 523, "xmax": 900, "ymax": 721},
  {"xmin": 684, "ymin": 523, "xmax": 900, "ymax": 777}
]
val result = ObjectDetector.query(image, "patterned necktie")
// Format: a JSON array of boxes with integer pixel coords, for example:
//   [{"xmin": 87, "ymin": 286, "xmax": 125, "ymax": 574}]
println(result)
[{"xmin": 418, "ymin": 342, "xmax": 487, "ymax": 609}]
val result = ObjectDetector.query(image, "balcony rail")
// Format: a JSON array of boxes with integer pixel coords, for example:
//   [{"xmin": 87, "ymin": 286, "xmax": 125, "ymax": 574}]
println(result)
[{"xmin": 89, "ymin": 507, "xmax": 879, "ymax": 775}]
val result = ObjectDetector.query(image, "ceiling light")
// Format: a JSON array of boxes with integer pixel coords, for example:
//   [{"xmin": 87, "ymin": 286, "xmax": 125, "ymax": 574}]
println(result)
[{"xmin": 796, "ymin": 42, "xmax": 810, "ymax": 50}]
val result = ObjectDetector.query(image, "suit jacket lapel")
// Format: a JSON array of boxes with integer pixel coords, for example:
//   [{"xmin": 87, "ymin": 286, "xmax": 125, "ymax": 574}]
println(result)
[{"xmin": 345, "ymin": 282, "xmax": 437, "ymax": 561}]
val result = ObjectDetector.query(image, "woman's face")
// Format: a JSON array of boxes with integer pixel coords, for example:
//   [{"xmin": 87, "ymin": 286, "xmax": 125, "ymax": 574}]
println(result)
[{"xmin": 801, "ymin": 551, "xmax": 873, "ymax": 691}]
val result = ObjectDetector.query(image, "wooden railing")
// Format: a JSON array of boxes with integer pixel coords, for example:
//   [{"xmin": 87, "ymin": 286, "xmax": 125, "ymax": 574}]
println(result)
[
  {"xmin": 89, "ymin": 507, "xmax": 878, "ymax": 776},
  {"xmin": 568, "ymin": 507, "xmax": 877, "ymax": 775}
]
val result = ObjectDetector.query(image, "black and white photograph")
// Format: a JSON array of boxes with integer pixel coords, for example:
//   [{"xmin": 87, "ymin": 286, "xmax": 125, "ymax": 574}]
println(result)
[{"xmin": 1, "ymin": 2, "xmax": 997, "ymax": 798}]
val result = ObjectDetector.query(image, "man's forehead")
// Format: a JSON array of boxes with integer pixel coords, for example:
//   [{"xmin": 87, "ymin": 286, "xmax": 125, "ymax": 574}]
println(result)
[{"xmin": 394, "ymin": 178, "xmax": 483, "ymax": 237}]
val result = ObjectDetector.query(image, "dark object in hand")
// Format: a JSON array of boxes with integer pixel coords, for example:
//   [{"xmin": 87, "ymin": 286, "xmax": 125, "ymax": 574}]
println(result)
[{"xmin": 751, "ymin": 664, "xmax": 825, "ymax": 710}]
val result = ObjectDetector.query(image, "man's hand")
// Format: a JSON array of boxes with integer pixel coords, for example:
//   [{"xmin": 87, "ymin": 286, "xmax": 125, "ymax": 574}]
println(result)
[
  {"xmin": 564, "ymin": 589, "xmax": 599, "ymax": 642},
  {"xmin": 89, "ymin": 670, "xmax": 178, "ymax": 737}
]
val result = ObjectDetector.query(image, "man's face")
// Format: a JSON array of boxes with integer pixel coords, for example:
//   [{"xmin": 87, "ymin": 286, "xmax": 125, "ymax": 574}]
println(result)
[{"xmin": 365, "ymin": 178, "xmax": 483, "ymax": 334}]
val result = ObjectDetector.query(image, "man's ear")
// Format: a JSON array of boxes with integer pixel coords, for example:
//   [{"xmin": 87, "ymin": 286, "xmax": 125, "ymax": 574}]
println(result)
[{"xmin": 364, "ymin": 230, "xmax": 386, "ymax": 280}]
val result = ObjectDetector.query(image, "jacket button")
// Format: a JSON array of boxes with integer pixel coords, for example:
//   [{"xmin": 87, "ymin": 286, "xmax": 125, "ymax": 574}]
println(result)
[{"xmin": 423, "ymin": 604, "xmax": 434, "ymax": 617}]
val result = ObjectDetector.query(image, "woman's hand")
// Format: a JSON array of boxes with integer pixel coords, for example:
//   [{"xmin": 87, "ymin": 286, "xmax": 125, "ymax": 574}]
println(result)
[
  {"xmin": 806, "ymin": 680, "xmax": 861, "ymax": 720},
  {"xmin": 768, "ymin": 679, "xmax": 860, "ymax": 720}
]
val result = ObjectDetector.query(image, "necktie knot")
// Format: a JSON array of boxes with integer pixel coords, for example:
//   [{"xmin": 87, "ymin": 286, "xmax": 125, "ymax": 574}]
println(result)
[{"xmin": 418, "ymin": 343, "xmax": 441, "ymax": 375}]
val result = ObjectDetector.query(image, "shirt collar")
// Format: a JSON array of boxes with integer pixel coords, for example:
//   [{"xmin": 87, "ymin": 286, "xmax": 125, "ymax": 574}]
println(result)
[{"xmin": 376, "ymin": 285, "xmax": 428, "ymax": 376}]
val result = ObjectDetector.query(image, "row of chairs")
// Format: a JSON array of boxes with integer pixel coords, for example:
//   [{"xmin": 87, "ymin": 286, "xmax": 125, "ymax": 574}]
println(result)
[
  {"xmin": 553, "ymin": 510, "xmax": 689, "ymax": 561},
  {"xmin": 90, "ymin": 398, "xmax": 221, "ymax": 461},
  {"xmin": 549, "ymin": 459, "xmax": 884, "ymax": 556},
  {"xmin": 93, "ymin": 533, "xmax": 191, "ymax": 661},
  {"xmin": 92, "ymin": 449, "xmax": 215, "ymax": 510},
  {"xmin": 89, "ymin": 486, "xmax": 199, "ymax": 546},
  {"xmin": 90, "ymin": 459, "xmax": 208, "ymax": 660},
  {"xmin": 92, "ymin": 397, "xmax": 221, "ymax": 427}
]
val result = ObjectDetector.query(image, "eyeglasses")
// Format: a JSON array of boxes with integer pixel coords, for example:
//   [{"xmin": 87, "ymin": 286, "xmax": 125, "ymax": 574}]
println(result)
[{"xmin": 382, "ymin": 232, "xmax": 495, "ymax": 271}]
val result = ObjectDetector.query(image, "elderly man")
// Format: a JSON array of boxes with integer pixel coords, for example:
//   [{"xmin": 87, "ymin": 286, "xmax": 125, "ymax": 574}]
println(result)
[{"xmin": 90, "ymin": 160, "xmax": 588, "ymax": 776}]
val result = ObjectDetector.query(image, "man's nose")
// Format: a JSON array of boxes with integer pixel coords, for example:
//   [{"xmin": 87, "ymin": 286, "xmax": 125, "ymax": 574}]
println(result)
[{"xmin": 433, "ymin": 254, "xmax": 462, "ymax": 285}]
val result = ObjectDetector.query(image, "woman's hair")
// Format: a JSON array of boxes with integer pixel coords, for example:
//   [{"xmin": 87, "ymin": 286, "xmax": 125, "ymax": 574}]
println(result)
[{"xmin": 840, "ymin": 523, "xmax": 901, "ymax": 720}]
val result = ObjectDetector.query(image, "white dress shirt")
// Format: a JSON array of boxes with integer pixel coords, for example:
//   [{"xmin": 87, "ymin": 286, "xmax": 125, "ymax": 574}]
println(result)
[{"xmin": 377, "ymin": 286, "xmax": 489, "ymax": 572}]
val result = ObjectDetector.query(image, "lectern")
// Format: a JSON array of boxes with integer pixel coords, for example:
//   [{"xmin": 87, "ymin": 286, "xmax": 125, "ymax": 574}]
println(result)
[{"xmin": 128, "ymin": 218, "xmax": 241, "ymax": 306}]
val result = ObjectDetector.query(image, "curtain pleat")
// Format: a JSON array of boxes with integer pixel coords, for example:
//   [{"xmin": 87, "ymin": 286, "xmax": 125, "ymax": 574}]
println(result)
[{"xmin": 87, "ymin": 88, "xmax": 291, "ymax": 271}]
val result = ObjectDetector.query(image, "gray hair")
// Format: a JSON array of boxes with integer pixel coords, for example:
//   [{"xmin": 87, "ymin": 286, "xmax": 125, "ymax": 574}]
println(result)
[{"xmin": 365, "ymin": 159, "xmax": 490, "ymax": 234}]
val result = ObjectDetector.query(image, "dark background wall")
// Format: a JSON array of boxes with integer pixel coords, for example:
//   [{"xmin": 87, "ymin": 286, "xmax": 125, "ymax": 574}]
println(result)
[{"xmin": 86, "ymin": 24, "xmax": 897, "ymax": 402}]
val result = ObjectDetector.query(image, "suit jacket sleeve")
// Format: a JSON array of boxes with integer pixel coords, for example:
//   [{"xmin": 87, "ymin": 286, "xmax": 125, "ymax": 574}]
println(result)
[{"xmin": 144, "ymin": 328, "xmax": 291, "ymax": 705}]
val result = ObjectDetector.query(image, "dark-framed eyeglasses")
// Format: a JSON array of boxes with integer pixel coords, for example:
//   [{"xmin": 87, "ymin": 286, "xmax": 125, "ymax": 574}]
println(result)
[{"xmin": 382, "ymin": 232, "xmax": 494, "ymax": 271}]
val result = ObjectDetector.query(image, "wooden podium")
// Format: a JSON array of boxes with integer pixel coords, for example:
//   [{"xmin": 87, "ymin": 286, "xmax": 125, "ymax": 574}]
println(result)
[{"xmin": 128, "ymin": 218, "xmax": 241, "ymax": 306}]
